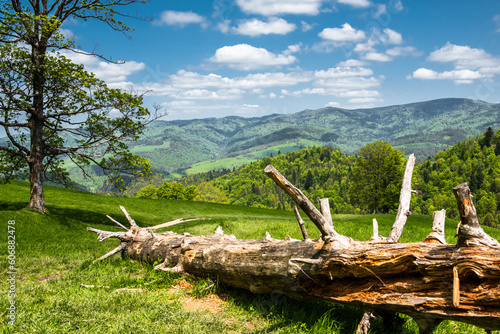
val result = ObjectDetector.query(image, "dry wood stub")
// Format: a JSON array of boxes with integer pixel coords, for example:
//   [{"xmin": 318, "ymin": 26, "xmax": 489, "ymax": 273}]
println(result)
[{"xmin": 88, "ymin": 163, "xmax": 500, "ymax": 332}]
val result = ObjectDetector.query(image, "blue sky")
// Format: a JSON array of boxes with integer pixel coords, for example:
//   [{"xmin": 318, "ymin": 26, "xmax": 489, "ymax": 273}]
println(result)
[{"xmin": 63, "ymin": 0, "xmax": 500, "ymax": 120}]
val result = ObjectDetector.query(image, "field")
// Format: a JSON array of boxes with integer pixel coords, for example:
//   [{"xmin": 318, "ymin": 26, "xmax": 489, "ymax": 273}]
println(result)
[{"xmin": 1, "ymin": 181, "xmax": 499, "ymax": 333}]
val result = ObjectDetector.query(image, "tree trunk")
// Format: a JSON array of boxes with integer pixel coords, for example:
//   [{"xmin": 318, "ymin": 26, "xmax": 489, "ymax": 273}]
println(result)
[
  {"xmin": 28, "ymin": 154, "xmax": 45, "ymax": 212},
  {"xmin": 27, "ymin": 36, "xmax": 47, "ymax": 212},
  {"xmin": 88, "ymin": 160, "xmax": 500, "ymax": 332}
]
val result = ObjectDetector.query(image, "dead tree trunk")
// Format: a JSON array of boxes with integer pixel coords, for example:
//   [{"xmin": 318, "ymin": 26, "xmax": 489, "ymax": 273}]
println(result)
[{"xmin": 88, "ymin": 156, "xmax": 500, "ymax": 333}]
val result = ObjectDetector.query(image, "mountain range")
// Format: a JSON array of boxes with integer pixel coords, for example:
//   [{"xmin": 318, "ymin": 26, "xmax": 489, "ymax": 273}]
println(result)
[{"xmin": 126, "ymin": 98, "xmax": 500, "ymax": 178}]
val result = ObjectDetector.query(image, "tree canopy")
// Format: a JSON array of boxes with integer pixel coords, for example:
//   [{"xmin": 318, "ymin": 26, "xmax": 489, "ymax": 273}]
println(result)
[
  {"xmin": 0, "ymin": 0, "xmax": 156, "ymax": 212},
  {"xmin": 348, "ymin": 141, "xmax": 404, "ymax": 214}
]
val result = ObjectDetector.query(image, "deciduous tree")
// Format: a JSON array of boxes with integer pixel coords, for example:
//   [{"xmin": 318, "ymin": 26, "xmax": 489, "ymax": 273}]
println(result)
[
  {"xmin": 349, "ymin": 141, "xmax": 404, "ymax": 213},
  {"xmin": 0, "ymin": 0, "xmax": 158, "ymax": 212}
]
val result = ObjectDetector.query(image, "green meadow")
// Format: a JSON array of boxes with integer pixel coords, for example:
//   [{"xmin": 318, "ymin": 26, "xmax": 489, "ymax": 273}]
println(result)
[{"xmin": 1, "ymin": 181, "xmax": 499, "ymax": 333}]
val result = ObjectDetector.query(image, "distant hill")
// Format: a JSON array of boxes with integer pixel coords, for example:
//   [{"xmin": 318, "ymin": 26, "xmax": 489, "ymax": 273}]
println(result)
[{"xmin": 124, "ymin": 98, "xmax": 500, "ymax": 178}]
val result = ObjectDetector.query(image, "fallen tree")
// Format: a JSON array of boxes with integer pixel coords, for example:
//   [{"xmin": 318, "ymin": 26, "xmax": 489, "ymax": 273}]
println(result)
[{"xmin": 88, "ymin": 154, "xmax": 500, "ymax": 333}]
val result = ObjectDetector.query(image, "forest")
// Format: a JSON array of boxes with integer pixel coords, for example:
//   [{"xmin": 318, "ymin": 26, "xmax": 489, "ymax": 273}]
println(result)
[{"xmin": 135, "ymin": 127, "xmax": 500, "ymax": 227}]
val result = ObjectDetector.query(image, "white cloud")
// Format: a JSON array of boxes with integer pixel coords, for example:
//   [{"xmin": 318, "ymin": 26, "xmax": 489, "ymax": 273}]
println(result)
[
  {"xmin": 154, "ymin": 11, "xmax": 207, "ymax": 28},
  {"xmin": 210, "ymin": 44, "xmax": 297, "ymax": 70},
  {"xmin": 284, "ymin": 43, "xmax": 302, "ymax": 55},
  {"xmin": 337, "ymin": 59, "xmax": 368, "ymax": 67},
  {"xmin": 242, "ymin": 104, "xmax": 260, "ymax": 108},
  {"xmin": 315, "ymin": 66, "xmax": 373, "ymax": 78},
  {"xmin": 409, "ymin": 42, "xmax": 500, "ymax": 84},
  {"xmin": 410, "ymin": 68, "xmax": 485, "ymax": 85},
  {"xmin": 216, "ymin": 20, "xmax": 231, "ymax": 33},
  {"xmin": 363, "ymin": 52, "xmax": 392, "ymax": 62},
  {"xmin": 233, "ymin": 17, "xmax": 296, "ymax": 36},
  {"xmin": 337, "ymin": 0, "xmax": 371, "ymax": 8},
  {"xmin": 373, "ymin": 4, "xmax": 386, "ymax": 18},
  {"xmin": 335, "ymin": 89, "xmax": 380, "ymax": 97},
  {"xmin": 326, "ymin": 101, "xmax": 341, "ymax": 107},
  {"xmin": 348, "ymin": 97, "xmax": 383, "ymax": 104},
  {"xmin": 428, "ymin": 42, "xmax": 489, "ymax": 64},
  {"xmin": 59, "ymin": 50, "xmax": 145, "ymax": 83},
  {"xmin": 393, "ymin": 0, "xmax": 403, "ymax": 11},
  {"xmin": 381, "ymin": 28, "xmax": 402, "ymax": 45},
  {"xmin": 235, "ymin": 0, "xmax": 323, "ymax": 16},
  {"xmin": 169, "ymin": 88, "xmax": 245, "ymax": 100},
  {"xmin": 319, "ymin": 23, "xmax": 366, "ymax": 42},
  {"xmin": 301, "ymin": 21, "xmax": 314, "ymax": 32}
]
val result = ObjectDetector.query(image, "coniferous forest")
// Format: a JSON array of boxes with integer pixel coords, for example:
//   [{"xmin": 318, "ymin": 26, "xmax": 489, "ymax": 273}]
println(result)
[{"xmin": 135, "ymin": 127, "xmax": 500, "ymax": 228}]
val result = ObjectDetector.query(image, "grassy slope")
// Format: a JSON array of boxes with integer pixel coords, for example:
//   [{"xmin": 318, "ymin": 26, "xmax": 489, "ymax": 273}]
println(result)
[{"xmin": 1, "ymin": 182, "xmax": 499, "ymax": 333}]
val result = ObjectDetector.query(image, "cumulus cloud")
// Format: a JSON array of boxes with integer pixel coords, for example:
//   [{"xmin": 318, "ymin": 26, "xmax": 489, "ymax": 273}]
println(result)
[
  {"xmin": 408, "ymin": 42, "xmax": 500, "ymax": 84},
  {"xmin": 319, "ymin": 23, "xmax": 366, "ymax": 42},
  {"xmin": 410, "ymin": 68, "xmax": 484, "ymax": 85},
  {"xmin": 233, "ymin": 17, "xmax": 296, "ymax": 36},
  {"xmin": 235, "ymin": 0, "xmax": 323, "ymax": 16},
  {"xmin": 427, "ymin": 42, "xmax": 497, "ymax": 69},
  {"xmin": 210, "ymin": 44, "xmax": 297, "ymax": 70},
  {"xmin": 337, "ymin": 0, "xmax": 371, "ymax": 8},
  {"xmin": 362, "ymin": 52, "xmax": 392, "ymax": 62},
  {"xmin": 154, "ymin": 10, "xmax": 207, "ymax": 27},
  {"xmin": 381, "ymin": 28, "xmax": 402, "ymax": 45},
  {"xmin": 59, "ymin": 50, "xmax": 145, "ymax": 83}
]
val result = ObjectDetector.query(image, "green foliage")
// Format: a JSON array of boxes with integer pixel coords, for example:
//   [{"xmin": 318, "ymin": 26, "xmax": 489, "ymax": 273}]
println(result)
[
  {"xmin": 154, "ymin": 182, "xmax": 196, "ymax": 200},
  {"xmin": 412, "ymin": 127, "xmax": 500, "ymax": 223},
  {"xmin": 136, "ymin": 184, "xmax": 158, "ymax": 199},
  {"xmin": 136, "ymin": 182, "xmax": 196, "ymax": 200},
  {"xmin": 176, "ymin": 146, "xmax": 358, "ymax": 213},
  {"xmin": 349, "ymin": 141, "xmax": 405, "ymax": 214},
  {"xmin": 194, "ymin": 182, "xmax": 230, "ymax": 204}
]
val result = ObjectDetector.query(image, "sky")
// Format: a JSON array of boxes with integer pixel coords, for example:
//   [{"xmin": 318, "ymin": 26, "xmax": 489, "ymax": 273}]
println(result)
[{"xmin": 62, "ymin": 0, "xmax": 500, "ymax": 120}]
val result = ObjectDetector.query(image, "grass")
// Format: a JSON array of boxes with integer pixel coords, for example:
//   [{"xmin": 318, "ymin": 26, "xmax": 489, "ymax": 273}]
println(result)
[{"xmin": 1, "ymin": 181, "xmax": 499, "ymax": 333}]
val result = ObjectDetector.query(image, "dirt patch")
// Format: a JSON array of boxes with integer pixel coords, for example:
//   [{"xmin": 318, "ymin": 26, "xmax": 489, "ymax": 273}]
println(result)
[
  {"xmin": 181, "ymin": 293, "xmax": 227, "ymax": 314},
  {"xmin": 166, "ymin": 279, "xmax": 193, "ymax": 295},
  {"xmin": 178, "ymin": 279, "xmax": 193, "ymax": 289},
  {"xmin": 36, "ymin": 273, "xmax": 64, "ymax": 281}
]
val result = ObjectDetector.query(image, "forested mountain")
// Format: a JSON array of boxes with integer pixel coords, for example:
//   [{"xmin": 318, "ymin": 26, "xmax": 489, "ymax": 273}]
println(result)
[
  {"xmin": 5, "ymin": 98, "xmax": 499, "ymax": 192},
  {"xmin": 170, "ymin": 127, "xmax": 500, "ymax": 227},
  {"xmin": 124, "ymin": 98, "xmax": 500, "ymax": 177}
]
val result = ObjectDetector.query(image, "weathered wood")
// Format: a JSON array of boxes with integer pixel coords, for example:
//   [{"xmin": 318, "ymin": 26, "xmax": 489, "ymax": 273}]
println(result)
[
  {"xmin": 453, "ymin": 183, "xmax": 500, "ymax": 248},
  {"xmin": 264, "ymin": 165, "xmax": 353, "ymax": 247},
  {"xmin": 356, "ymin": 310, "xmax": 375, "ymax": 334},
  {"xmin": 293, "ymin": 206, "xmax": 310, "ymax": 241},
  {"xmin": 424, "ymin": 210, "xmax": 447, "ymax": 244},
  {"xmin": 88, "ymin": 219, "xmax": 500, "ymax": 330},
  {"xmin": 318, "ymin": 198, "xmax": 333, "ymax": 227},
  {"xmin": 387, "ymin": 153, "xmax": 415, "ymax": 242}
]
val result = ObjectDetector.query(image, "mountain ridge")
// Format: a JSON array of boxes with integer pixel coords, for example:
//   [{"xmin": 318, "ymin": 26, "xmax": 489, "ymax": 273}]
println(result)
[{"xmin": 127, "ymin": 98, "xmax": 500, "ymax": 177}]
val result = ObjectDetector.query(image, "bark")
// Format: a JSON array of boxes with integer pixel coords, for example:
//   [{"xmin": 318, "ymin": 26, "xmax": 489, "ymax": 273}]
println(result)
[
  {"xmin": 88, "ymin": 165, "xmax": 500, "ymax": 332},
  {"xmin": 27, "ymin": 42, "xmax": 47, "ymax": 212}
]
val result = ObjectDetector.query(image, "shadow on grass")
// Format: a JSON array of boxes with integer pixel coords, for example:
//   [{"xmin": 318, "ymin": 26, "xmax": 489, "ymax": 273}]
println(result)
[
  {"xmin": 0, "ymin": 200, "xmax": 28, "ymax": 211},
  {"xmin": 225, "ymin": 286, "xmax": 368, "ymax": 333},
  {"xmin": 46, "ymin": 206, "xmax": 120, "ymax": 228}
]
